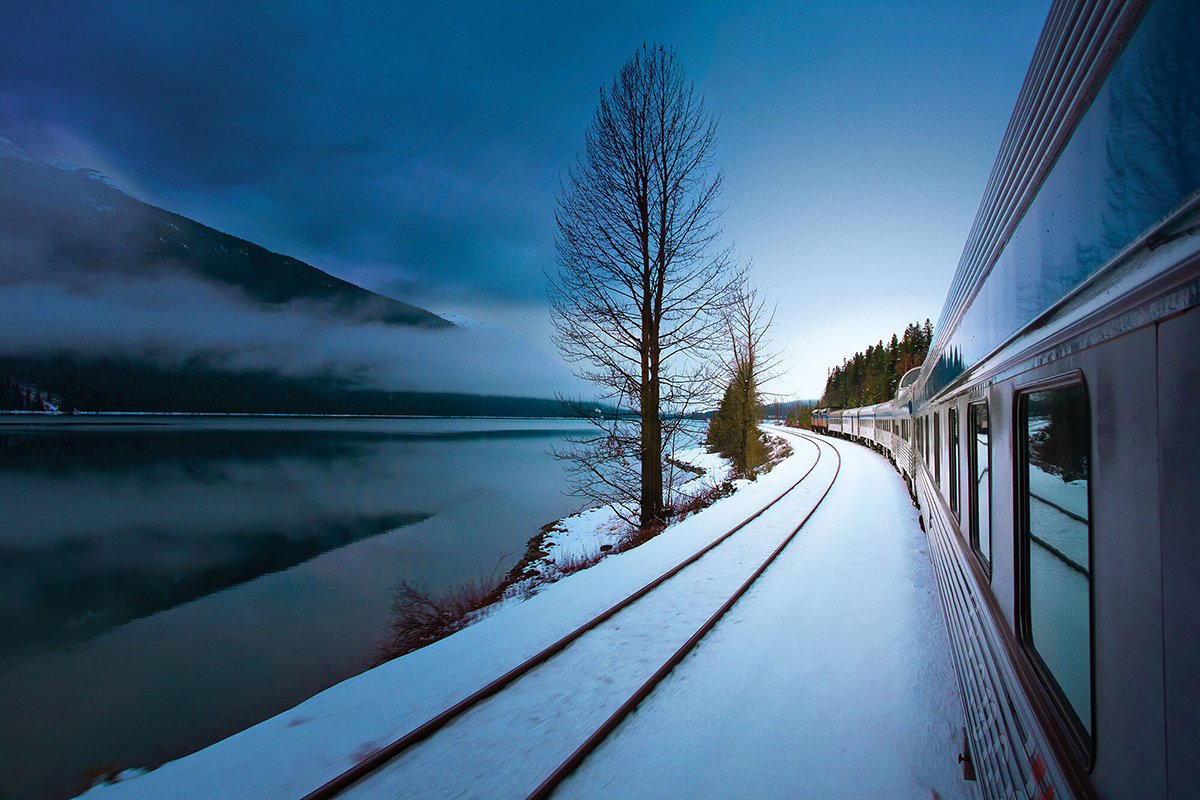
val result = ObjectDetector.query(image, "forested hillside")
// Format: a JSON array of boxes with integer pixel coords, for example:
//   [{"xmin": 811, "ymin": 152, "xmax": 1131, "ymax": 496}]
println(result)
[
  {"xmin": 0, "ymin": 356, "xmax": 571, "ymax": 417},
  {"xmin": 820, "ymin": 320, "xmax": 932, "ymax": 407}
]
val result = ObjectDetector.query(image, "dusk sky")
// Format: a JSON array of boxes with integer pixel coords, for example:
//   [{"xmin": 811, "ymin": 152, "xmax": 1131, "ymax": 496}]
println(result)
[{"xmin": 0, "ymin": 0, "xmax": 1050, "ymax": 399}]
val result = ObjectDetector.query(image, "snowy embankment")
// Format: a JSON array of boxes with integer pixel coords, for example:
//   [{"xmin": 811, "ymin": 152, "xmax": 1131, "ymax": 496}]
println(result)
[
  {"xmin": 78, "ymin": 433, "xmax": 800, "ymax": 799},
  {"xmin": 497, "ymin": 442, "xmax": 776, "ymax": 597}
]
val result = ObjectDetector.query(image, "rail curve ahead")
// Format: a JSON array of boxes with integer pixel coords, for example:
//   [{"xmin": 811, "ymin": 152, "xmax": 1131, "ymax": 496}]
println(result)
[{"xmin": 305, "ymin": 428, "xmax": 839, "ymax": 800}]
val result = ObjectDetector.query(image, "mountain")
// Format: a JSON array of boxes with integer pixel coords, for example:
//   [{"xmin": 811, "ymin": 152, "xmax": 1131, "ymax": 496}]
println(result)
[
  {"xmin": 0, "ymin": 135, "xmax": 450, "ymax": 329},
  {"xmin": 0, "ymin": 136, "xmax": 587, "ymax": 415}
]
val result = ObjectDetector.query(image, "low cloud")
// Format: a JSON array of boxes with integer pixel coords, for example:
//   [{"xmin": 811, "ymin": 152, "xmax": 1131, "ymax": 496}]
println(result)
[{"xmin": 0, "ymin": 273, "xmax": 589, "ymax": 398}]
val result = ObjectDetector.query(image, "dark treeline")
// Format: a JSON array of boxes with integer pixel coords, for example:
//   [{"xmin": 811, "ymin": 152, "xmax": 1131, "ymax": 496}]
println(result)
[
  {"xmin": 758, "ymin": 399, "xmax": 819, "ymax": 429},
  {"xmin": 0, "ymin": 355, "xmax": 572, "ymax": 418},
  {"xmin": 820, "ymin": 320, "xmax": 933, "ymax": 407},
  {"xmin": 763, "ymin": 399, "xmax": 818, "ymax": 422},
  {"xmin": 783, "ymin": 402, "xmax": 815, "ymax": 429}
]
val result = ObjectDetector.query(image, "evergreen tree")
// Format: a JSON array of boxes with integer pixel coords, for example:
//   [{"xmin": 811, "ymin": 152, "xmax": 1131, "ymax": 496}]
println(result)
[
  {"xmin": 706, "ymin": 360, "xmax": 765, "ymax": 475},
  {"xmin": 706, "ymin": 283, "xmax": 779, "ymax": 476}
]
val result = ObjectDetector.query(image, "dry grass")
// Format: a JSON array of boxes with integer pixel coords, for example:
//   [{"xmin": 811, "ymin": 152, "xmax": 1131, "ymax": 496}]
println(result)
[
  {"xmin": 554, "ymin": 549, "xmax": 605, "ymax": 575},
  {"xmin": 374, "ymin": 577, "xmax": 501, "ymax": 664},
  {"xmin": 673, "ymin": 477, "xmax": 737, "ymax": 521}
]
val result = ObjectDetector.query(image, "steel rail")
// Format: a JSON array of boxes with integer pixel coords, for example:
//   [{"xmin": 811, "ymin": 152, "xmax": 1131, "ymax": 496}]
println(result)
[
  {"xmin": 302, "ymin": 428, "xmax": 823, "ymax": 800},
  {"xmin": 525, "ymin": 432, "xmax": 842, "ymax": 799}
]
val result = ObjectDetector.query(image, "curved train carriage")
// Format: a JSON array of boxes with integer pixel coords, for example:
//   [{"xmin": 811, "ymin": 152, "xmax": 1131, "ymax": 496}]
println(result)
[{"xmin": 814, "ymin": 0, "xmax": 1198, "ymax": 797}]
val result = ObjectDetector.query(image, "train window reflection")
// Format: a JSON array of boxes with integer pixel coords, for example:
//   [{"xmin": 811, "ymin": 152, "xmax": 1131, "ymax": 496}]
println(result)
[
  {"xmin": 934, "ymin": 412, "xmax": 941, "ymax": 487},
  {"xmin": 969, "ymin": 403, "xmax": 990, "ymax": 567},
  {"xmin": 1022, "ymin": 384, "xmax": 1092, "ymax": 738},
  {"xmin": 948, "ymin": 407, "xmax": 959, "ymax": 519}
]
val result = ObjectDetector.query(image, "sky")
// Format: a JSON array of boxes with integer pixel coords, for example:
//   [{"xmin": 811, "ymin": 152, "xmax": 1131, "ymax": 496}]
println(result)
[{"xmin": 0, "ymin": 0, "xmax": 1050, "ymax": 399}]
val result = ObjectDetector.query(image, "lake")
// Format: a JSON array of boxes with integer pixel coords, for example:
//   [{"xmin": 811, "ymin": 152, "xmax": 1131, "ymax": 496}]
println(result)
[{"xmin": 0, "ymin": 415, "xmax": 593, "ymax": 800}]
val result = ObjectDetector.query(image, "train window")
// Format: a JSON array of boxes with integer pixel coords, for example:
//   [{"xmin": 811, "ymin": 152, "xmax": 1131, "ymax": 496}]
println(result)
[
  {"xmin": 948, "ymin": 407, "xmax": 960, "ymax": 519},
  {"xmin": 933, "ymin": 412, "xmax": 941, "ymax": 487},
  {"xmin": 968, "ymin": 403, "xmax": 991, "ymax": 569},
  {"xmin": 1019, "ymin": 383, "xmax": 1092, "ymax": 741}
]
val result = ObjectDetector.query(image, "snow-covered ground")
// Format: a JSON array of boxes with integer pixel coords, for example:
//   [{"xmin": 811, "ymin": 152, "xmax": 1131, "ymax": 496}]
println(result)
[
  {"xmin": 500, "ymin": 444, "xmax": 740, "ymax": 592},
  {"xmin": 80, "ymin": 429, "xmax": 972, "ymax": 799},
  {"xmin": 557, "ymin": 430, "xmax": 975, "ymax": 799}
]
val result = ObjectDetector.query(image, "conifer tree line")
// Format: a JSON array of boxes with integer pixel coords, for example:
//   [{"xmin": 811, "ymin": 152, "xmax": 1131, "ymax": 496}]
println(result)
[
  {"xmin": 820, "ymin": 319, "xmax": 933, "ymax": 408},
  {"xmin": 783, "ymin": 402, "xmax": 815, "ymax": 428}
]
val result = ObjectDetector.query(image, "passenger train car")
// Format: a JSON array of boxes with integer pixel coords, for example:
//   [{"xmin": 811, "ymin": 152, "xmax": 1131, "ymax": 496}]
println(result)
[{"xmin": 813, "ymin": 0, "xmax": 1197, "ymax": 796}]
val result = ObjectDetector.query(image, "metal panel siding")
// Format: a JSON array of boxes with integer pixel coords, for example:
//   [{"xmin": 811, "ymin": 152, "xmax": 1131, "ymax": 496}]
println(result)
[
  {"xmin": 1158, "ymin": 306, "xmax": 1200, "ymax": 798},
  {"xmin": 935, "ymin": 0, "xmax": 1120, "ymax": 332},
  {"xmin": 921, "ymin": 0, "xmax": 1155, "ymax": 399},
  {"xmin": 1084, "ymin": 325, "xmax": 1167, "ymax": 797}
]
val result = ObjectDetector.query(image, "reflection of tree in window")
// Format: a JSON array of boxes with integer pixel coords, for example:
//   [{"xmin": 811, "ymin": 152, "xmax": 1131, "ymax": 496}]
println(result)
[
  {"xmin": 1103, "ymin": 0, "xmax": 1200, "ymax": 254},
  {"xmin": 970, "ymin": 403, "xmax": 990, "ymax": 566},
  {"xmin": 1029, "ymin": 389, "xmax": 1090, "ymax": 482},
  {"xmin": 1024, "ymin": 384, "xmax": 1092, "ymax": 738}
]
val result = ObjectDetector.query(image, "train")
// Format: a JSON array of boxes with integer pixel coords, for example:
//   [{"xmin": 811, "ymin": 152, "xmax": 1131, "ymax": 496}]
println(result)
[{"xmin": 811, "ymin": 0, "xmax": 1198, "ymax": 797}]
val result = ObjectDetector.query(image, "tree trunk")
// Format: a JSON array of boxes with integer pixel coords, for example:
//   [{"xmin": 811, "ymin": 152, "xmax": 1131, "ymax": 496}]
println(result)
[{"xmin": 640, "ymin": 336, "xmax": 663, "ymax": 531}]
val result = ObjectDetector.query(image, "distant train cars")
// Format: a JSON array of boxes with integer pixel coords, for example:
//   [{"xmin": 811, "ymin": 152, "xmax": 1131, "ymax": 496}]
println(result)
[{"xmin": 810, "ymin": 0, "xmax": 1199, "ymax": 797}]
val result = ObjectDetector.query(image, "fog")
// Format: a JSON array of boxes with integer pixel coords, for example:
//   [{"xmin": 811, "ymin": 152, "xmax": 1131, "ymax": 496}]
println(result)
[{"xmin": 0, "ymin": 272, "xmax": 588, "ymax": 398}]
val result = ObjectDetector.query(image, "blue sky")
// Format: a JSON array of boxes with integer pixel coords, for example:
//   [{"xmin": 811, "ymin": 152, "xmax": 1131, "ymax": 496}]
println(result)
[{"xmin": 0, "ymin": 1, "xmax": 1049, "ymax": 398}]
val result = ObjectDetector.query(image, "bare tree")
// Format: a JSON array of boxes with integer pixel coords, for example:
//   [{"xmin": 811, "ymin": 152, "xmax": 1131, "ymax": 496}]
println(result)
[
  {"xmin": 722, "ymin": 282, "xmax": 782, "ymax": 395},
  {"xmin": 550, "ymin": 43, "xmax": 742, "ymax": 532}
]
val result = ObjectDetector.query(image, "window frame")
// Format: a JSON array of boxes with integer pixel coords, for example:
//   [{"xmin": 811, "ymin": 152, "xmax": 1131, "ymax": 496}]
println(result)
[
  {"xmin": 967, "ymin": 400, "xmax": 991, "ymax": 574},
  {"xmin": 948, "ymin": 406, "xmax": 960, "ymax": 520},
  {"xmin": 1015, "ymin": 373, "xmax": 1096, "ymax": 763},
  {"xmin": 933, "ymin": 411, "xmax": 941, "ymax": 487}
]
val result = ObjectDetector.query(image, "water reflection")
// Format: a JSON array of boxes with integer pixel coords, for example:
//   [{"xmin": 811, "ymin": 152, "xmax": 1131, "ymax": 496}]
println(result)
[{"xmin": 0, "ymin": 416, "xmax": 587, "ymax": 799}]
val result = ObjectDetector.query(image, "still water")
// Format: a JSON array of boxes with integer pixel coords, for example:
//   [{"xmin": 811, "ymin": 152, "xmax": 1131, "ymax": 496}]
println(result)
[{"xmin": 0, "ymin": 415, "xmax": 591, "ymax": 799}]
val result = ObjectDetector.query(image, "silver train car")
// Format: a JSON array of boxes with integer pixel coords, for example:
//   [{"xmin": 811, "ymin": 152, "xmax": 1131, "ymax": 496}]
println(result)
[{"xmin": 815, "ymin": 0, "xmax": 1198, "ymax": 796}]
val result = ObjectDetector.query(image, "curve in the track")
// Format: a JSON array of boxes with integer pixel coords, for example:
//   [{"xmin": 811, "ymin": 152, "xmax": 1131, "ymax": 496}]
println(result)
[
  {"xmin": 303, "ymin": 429, "xmax": 827, "ymax": 800},
  {"xmin": 525, "ymin": 432, "xmax": 841, "ymax": 799}
]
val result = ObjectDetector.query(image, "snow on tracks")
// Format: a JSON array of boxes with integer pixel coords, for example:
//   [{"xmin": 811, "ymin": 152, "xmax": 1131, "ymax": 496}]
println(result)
[
  {"xmin": 554, "ymin": 432, "xmax": 974, "ymax": 800},
  {"xmin": 335, "ymin": 430, "xmax": 839, "ymax": 799}
]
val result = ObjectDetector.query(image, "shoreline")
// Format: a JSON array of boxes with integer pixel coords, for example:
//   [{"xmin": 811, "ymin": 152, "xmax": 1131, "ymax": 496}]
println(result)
[{"xmin": 373, "ymin": 432, "xmax": 794, "ymax": 665}]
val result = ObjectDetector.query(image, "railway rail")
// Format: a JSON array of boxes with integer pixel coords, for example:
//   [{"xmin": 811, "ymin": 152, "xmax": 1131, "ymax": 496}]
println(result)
[{"xmin": 302, "ymin": 428, "xmax": 840, "ymax": 800}]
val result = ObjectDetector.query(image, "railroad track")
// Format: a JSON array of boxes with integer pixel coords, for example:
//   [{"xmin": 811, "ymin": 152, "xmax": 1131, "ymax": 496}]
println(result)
[{"xmin": 304, "ymin": 429, "xmax": 841, "ymax": 800}]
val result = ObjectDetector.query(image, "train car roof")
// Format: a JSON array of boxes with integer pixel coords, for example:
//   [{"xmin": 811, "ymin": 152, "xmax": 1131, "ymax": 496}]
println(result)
[{"xmin": 915, "ymin": 0, "xmax": 1185, "ymax": 405}]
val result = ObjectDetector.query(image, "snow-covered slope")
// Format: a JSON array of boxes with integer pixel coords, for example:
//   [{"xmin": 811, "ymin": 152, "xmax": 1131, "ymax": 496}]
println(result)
[
  {"xmin": 0, "ymin": 134, "xmax": 39, "ymax": 164},
  {"xmin": 46, "ymin": 159, "xmax": 134, "ymax": 196}
]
